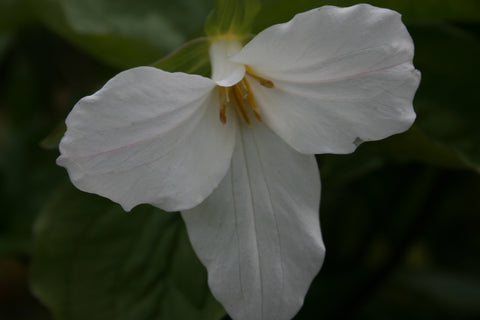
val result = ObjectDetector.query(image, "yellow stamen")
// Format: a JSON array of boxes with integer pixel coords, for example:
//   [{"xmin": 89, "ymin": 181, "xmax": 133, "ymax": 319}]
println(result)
[
  {"xmin": 218, "ymin": 87, "xmax": 227, "ymax": 124},
  {"xmin": 237, "ymin": 80, "xmax": 249, "ymax": 99},
  {"xmin": 219, "ymin": 103, "xmax": 227, "ymax": 124},
  {"xmin": 233, "ymin": 85, "xmax": 251, "ymax": 125},
  {"xmin": 245, "ymin": 66, "xmax": 275, "ymax": 88},
  {"xmin": 224, "ymin": 86, "xmax": 230, "ymax": 102},
  {"xmin": 242, "ymin": 78, "xmax": 262, "ymax": 121},
  {"xmin": 216, "ymin": 69, "xmax": 274, "ymax": 125}
]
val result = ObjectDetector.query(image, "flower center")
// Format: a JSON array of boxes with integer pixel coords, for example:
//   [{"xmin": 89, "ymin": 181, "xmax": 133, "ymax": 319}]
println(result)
[{"xmin": 218, "ymin": 67, "xmax": 274, "ymax": 125}]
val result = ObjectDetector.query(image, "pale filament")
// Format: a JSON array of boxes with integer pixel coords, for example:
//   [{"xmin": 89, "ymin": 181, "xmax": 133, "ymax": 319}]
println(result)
[{"xmin": 218, "ymin": 70, "xmax": 274, "ymax": 125}]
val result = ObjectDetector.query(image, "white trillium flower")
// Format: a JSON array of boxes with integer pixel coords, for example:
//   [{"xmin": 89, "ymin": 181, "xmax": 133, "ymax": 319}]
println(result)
[{"xmin": 57, "ymin": 4, "xmax": 420, "ymax": 320}]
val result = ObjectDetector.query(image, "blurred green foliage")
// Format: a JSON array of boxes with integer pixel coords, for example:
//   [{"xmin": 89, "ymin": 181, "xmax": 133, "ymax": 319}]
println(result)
[
  {"xmin": 204, "ymin": 0, "xmax": 260, "ymax": 37},
  {"xmin": 31, "ymin": 0, "xmax": 215, "ymax": 67},
  {"xmin": 152, "ymin": 37, "xmax": 212, "ymax": 77},
  {"xmin": 0, "ymin": 0, "xmax": 479, "ymax": 319},
  {"xmin": 31, "ymin": 183, "xmax": 224, "ymax": 320}
]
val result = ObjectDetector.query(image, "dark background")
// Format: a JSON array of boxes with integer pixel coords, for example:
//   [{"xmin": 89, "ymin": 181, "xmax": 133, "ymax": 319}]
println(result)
[{"xmin": 1, "ymin": 0, "xmax": 479, "ymax": 319}]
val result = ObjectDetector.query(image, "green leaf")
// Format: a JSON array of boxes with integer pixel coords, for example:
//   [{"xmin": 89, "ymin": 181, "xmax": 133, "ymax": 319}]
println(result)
[
  {"xmin": 205, "ymin": 0, "xmax": 260, "ymax": 37},
  {"xmin": 394, "ymin": 269, "xmax": 480, "ymax": 314},
  {"xmin": 0, "ymin": 0, "xmax": 35, "ymax": 33},
  {"xmin": 0, "ymin": 33, "xmax": 12, "ymax": 61},
  {"xmin": 410, "ymin": 23, "xmax": 480, "ymax": 173},
  {"xmin": 31, "ymin": 182, "xmax": 225, "ymax": 320},
  {"xmin": 152, "ymin": 37, "xmax": 211, "ymax": 77},
  {"xmin": 31, "ymin": 0, "xmax": 214, "ymax": 68},
  {"xmin": 0, "ymin": 35, "xmax": 66, "ymax": 256},
  {"xmin": 377, "ymin": 126, "xmax": 470, "ymax": 171}
]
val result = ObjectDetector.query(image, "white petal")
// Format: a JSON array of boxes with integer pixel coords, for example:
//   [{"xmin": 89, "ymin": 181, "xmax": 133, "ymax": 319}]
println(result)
[
  {"xmin": 182, "ymin": 122, "xmax": 324, "ymax": 320},
  {"xmin": 232, "ymin": 4, "xmax": 420, "ymax": 154},
  {"xmin": 210, "ymin": 38, "xmax": 245, "ymax": 87},
  {"xmin": 57, "ymin": 66, "xmax": 236, "ymax": 212}
]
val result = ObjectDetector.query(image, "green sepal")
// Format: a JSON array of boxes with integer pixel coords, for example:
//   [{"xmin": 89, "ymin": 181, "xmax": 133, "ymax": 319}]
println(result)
[
  {"xmin": 204, "ymin": 0, "xmax": 261, "ymax": 38},
  {"xmin": 152, "ymin": 37, "xmax": 211, "ymax": 77}
]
